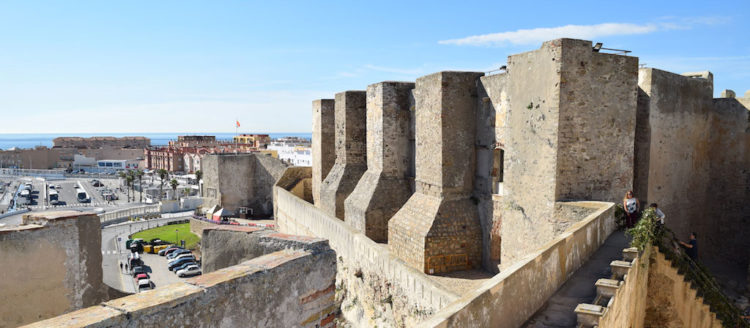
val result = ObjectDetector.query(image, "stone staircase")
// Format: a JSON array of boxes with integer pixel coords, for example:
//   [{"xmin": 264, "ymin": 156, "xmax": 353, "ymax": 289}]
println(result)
[{"xmin": 573, "ymin": 247, "xmax": 638, "ymax": 327}]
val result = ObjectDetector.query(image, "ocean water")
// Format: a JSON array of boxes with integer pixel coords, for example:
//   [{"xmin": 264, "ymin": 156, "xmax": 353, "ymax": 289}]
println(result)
[{"xmin": 0, "ymin": 132, "xmax": 312, "ymax": 150}]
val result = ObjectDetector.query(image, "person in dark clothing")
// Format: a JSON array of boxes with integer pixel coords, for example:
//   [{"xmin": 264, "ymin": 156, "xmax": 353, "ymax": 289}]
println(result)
[{"xmin": 679, "ymin": 232, "xmax": 698, "ymax": 260}]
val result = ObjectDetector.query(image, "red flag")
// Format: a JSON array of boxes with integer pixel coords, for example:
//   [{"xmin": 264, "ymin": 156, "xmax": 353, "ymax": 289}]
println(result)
[{"xmin": 236, "ymin": 120, "xmax": 240, "ymax": 128}]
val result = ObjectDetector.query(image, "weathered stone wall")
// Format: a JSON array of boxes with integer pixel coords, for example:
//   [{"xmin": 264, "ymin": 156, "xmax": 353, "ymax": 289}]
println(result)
[
  {"xmin": 200, "ymin": 225, "xmax": 329, "ymax": 273},
  {"xmin": 594, "ymin": 247, "xmax": 652, "ymax": 328},
  {"xmin": 275, "ymin": 186, "xmax": 458, "ymax": 327},
  {"xmin": 0, "ymin": 211, "xmax": 108, "ymax": 328},
  {"xmin": 556, "ymin": 41, "xmax": 638, "ymax": 202},
  {"xmin": 388, "ymin": 71, "xmax": 485, "ymax": 274},
  {"xmin": 500, "ymin": 40, "xmax": 565, "ymax": 267},
  {"xmin": 419, "ymin": 201, "xmax": 615, "ymax": 328},
  {"xmin": 705, "ymin": 95, "xmax": 750, "ymax": 269},
  {"xmin": 643, "ymin": 250, "xmax": 723, "ymax": 327},
  {"xmin": 312, "ymin": 99, "xmax": 336, "ymax": 207},
  {"xmin": 501, "ymin": 39, "xmax": 638, "ymax": 267},
  {"xmin": 635, "ymin": 69, "xmax": 714, "ymax": 247},
  {"xmin": 476, "ymin": 73, "xmax": 507, "ymax": 271},
  {"xmin": 320, "ymin": 91, "xmax": 367, "ymax": 220},
  {"xmin": 26, "ymin": 247, "xmax": 337, "ymax": 328},
  {"xmin": 345, "ymin": 81, "xmax": 414, "ymax": 242},
  {"xmin": 201, "ymin": 153, "xmax": 287, "ymax": 217}
]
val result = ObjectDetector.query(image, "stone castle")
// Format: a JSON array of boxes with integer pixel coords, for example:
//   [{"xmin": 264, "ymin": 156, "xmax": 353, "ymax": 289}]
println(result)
[{"xmin": 5, "ymin": 38, "xmax": 749, "ymax": 327}]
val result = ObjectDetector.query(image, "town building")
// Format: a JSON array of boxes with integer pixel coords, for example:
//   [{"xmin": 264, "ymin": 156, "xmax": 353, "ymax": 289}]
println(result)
[
  {"xmin": 267, "ymin": 138, "xmax": 312, "ymax": 166},
  {"xmin": 232, "ymin": 134, "xmax": 270, "ymax": 148}
]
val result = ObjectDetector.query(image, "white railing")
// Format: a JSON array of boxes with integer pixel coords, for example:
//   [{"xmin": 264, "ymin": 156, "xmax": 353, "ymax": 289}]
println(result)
[{"xmin": 99, "ymin": 205, "xmax": 160, "ymax": 223}]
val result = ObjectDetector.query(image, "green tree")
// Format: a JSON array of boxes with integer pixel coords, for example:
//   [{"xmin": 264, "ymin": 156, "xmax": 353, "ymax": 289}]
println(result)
[
  {"xmin": 158, "ymin": 169, "xmax": 169, "ymax": 200},
  {"xmin": 170, "ymin": 178, "xmax": 179, "ymax": 200},
  {"xmin": 125, "ymin": 172, "xmax": 135, "ymax": 203}
]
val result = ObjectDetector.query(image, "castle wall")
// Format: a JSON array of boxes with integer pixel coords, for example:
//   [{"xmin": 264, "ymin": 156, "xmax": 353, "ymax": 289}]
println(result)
[
  {"xmin": 388, "ymin": 71, "xmax": 484, "ymax": 274},
  {"xmin": 635, "ymin": 69, "xmax": 714, "ymax": 246},
  {"xmin": 320, "ymin": 91, "xmax": 367, "ymax": 219},
  {"xmin": 312, "ymin": 99, "xmax": 336, "ymax": 206},
  {"xmin": 705, "ymin": 95, "xmax": 750, "ymax": 269},
  {"xmin": 420, "ymin": 201, "xmax": 615, "ymax": 328},
  {"xmin": 25, "ymin": 248, "xmax": 337, "ymax": 328},
  {"xmin": 555, "ymin": 41, "xmax": 638, "ymax": 202},
  {"xmin": 500, "ymin": 40, "xmax": 564, "ymax": 266},
  {"xmin": 0, "ymin": 211, "xmax": 108, "ymax": 328},
  {"xmin": 643, "ymin": 250, "xmax": 723, "ymax": 327},
  {"xmin": 345, "ymin": 81, "xmax": 414, "ymax": 242},
  {"xmin": 476, "ymin": 73, "xmax": 507, "ymax": 270},
  {"xmin": 275, "ymin": 185, "xmax": 458, "ymax": 327},
  {"xmin": 201, "ymin": 153, "xmax": 286, "ymax": 217}
]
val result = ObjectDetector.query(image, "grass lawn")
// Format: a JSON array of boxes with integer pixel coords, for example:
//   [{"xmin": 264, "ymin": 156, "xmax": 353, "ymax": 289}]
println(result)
[{"xmin": 132, "ymin": 223, "xmax": 200, "ymax": 249}]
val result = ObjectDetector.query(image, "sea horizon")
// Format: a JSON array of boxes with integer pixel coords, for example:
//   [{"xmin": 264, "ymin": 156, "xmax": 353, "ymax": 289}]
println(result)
[{"xmin": 0, "ymin": 132, "xmax": 312, "ymax": 150}]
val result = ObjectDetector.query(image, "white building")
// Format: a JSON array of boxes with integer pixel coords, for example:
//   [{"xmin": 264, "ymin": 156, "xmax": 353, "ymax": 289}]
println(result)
[{"xmin": 267, "ymin": 142, "xmax": 312, "ymax": 167}]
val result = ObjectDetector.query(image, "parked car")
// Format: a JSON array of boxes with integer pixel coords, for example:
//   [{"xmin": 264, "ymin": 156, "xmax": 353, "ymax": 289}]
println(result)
[
  {"xmin": 177, "ymin": 265, "xmax": 202, "ymax": 277},
  {"xmin": 166, "ymin": 249, "xmax": 191, "ymax": 260},
  {"xmin": 90, "ymin": 180, "xmax": 103, "ymax": 187},
  {"xmin": 168, "ymin": 257, "xmax": 196, "ymax": 271},
  {"xmin": 159, "ymin": 246, "xmax": 180, "ymax": 256},
  {"xmin": 171, "ymin": 261, "xmax": 196, "ymax": 273},
  {"xmin": 134, "ymin": 273, "xmax": 149, "ymax": 282},
  {"xmin": 138, "ymin": 279, "xmax": 153, "ymax": 292},
  {"xmin": 168, "ymin": 254, "xmax": 195, "ymax": 266},
  {"xmin": 163, "ymin": 247, "xmax": 184, "ymax": 257},
  {"xmin": 131, "ymin": 266, "xmax": 147, "ymax": 277},
  {"xmin": 153, "ymin": 245, "xmax": 172, "ymax": 254}
]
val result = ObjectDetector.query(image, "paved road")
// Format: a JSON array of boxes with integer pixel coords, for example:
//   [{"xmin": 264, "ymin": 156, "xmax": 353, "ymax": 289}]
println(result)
[{"xmin": 101, "ymin": 216, "xmax": 193, "ymax": 293}]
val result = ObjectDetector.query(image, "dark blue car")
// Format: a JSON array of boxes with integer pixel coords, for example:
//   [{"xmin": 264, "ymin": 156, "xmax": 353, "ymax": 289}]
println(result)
[{"xmin": 172, "ymin": 261, "xmax": 196, "ymax": 273}]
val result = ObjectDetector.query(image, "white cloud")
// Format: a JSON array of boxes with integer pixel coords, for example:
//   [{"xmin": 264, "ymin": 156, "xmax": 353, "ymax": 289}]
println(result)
[
  {"xmin": 439, "ymin": 17, "xmax": 728, "ymax": 47},
  {"xmin": 363, "ymin": 64, "xmax": 424, "ymax": 75}
]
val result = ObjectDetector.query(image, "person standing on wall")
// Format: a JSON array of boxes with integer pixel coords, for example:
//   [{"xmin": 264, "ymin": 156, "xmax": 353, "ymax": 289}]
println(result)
[
  {"xmin": 650, "ymin": 203, "xmax": 665, "ymax": 225},
  {"xmin": 623, "ymin": 190, "xmax": 640, "ymax": 228}
]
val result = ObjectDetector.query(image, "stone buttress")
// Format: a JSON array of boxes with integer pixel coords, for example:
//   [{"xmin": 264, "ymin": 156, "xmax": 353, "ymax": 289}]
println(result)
[
  {"xmin": 319, "ymin": 91, "xmax": 367, "ymax": 219},
  {"xmin": 388, "ymin": 71, "xmax": 484, "ymax": 274},
  {"xmin": 312, "ymin": 99, "xmax": 335, "ymax": 207}
]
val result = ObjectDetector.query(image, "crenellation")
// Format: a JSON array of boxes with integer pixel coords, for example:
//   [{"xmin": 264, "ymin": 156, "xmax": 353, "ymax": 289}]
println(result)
[{"xmin": 312, "ymin": 99, "xmax": 336, "ymax": 207}]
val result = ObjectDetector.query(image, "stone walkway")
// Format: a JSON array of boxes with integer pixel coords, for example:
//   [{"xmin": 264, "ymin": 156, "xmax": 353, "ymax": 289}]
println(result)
[
  {"xmin": 522, "ymin": 230, "xmax": 629, "ymax": 328},
  {"xmin": 428, "ymin": 269, "xmax": 495, "ymax": 296}
]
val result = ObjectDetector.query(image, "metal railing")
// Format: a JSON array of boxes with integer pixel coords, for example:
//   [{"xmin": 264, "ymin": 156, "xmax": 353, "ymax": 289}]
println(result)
[{"xmin": 99, "ymin": 205, "xmax": 161, "ymax": 223}]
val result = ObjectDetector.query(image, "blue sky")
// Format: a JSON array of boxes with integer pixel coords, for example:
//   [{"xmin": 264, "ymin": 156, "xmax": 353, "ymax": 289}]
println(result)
[{"xmin": 1, "ymin": 1, "xmax": 748, "ymax": 134}]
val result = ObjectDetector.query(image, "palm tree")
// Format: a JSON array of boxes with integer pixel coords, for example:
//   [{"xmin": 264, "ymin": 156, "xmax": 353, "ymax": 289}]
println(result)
[
  {"xmin": 170, "ymin": 179, "xmax": 178, "ymax": 200},
  {"xmin": 135, "ymin": 170, "xmax": 144, "ymax": 203},
  {"xmin": 125, "ymin": 173, "xmax": 134, "ymax": 203},
  {"xmin": 158, "ymin": 169, "xmax": 168, "ymax": 200},
  {"xmin": 194, "ymin": 170, "xmax": 203, "ymax": 196}
]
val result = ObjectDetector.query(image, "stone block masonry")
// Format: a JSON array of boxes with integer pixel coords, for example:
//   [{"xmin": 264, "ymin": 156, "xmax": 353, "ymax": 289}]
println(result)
[
  {"xmin": 388, "ymin": 71, "xmax": 485, "ymax": 274},
  {"xmin": 0, "ymin": 211, "xmax": 109, "ymax": 328},
  {"xmin": 25, "ymin": 228, "xmax": 337, "ymax": 328},
  {"xmin": 345, "ymin": 81, "xmax": 415, "ymax": 242},
  {"xmin": 501, "ymin": 39, "xmax": 638, "ymax": 267},
  {"xmin": 312, "ymin": 99, "xmax": 335, "ymax": 207},
  {"xmin": 320, "ymin": 91, "xmax": 367, "ymax": 220}
]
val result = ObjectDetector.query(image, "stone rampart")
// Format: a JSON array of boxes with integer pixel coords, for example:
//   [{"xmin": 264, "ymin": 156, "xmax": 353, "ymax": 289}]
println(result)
[
  {"xmin": 312, "ymin": 99, "xmax": 336, "ymax": 206},
  {"xmin": 24, "ymin": 232, "xmax": 337, "ymax": 328},
  {"xmin": 275, "ymin": 186, "xmax": 459, "ymax": 327},
  {"xmin": 419, "ymin": 201, "xmax": 615, "ymax": 328},
  {"xmin": 0, "ymin": 211, "xmax": 109, "ymax": 328}
]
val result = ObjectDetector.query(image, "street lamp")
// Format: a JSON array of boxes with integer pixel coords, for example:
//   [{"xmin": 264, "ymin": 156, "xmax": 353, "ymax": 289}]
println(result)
[{"xmin": 175, "ymin": 229, "xmax": 179, "ymax": 246}]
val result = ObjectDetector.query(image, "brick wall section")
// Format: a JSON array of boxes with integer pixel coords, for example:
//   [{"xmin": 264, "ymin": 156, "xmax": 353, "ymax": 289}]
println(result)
[
  {"xmin": 0, "ymin": 211, "xmax": 108, "ymax": 328},
  {"xmin": 25, "ymin": 237, "xmax": 337, "ymax": 328},
  {"xmin": 312, "ymin": 99, "xmax": 336, "ymax": 207},
  {"xmin": 419, "ymin": 202, "xmax": 615, "ymax": 328},
  {"xmin": 320, "ymin": 91, "xmax": 367, "ymax": 219},
  {"xmin": 388, "ymin": 71, "xmax": 484, "ymax": 274},
  {"xmin": 345, "ymin": 81, "xmax": 414, "ymax": 242}
]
